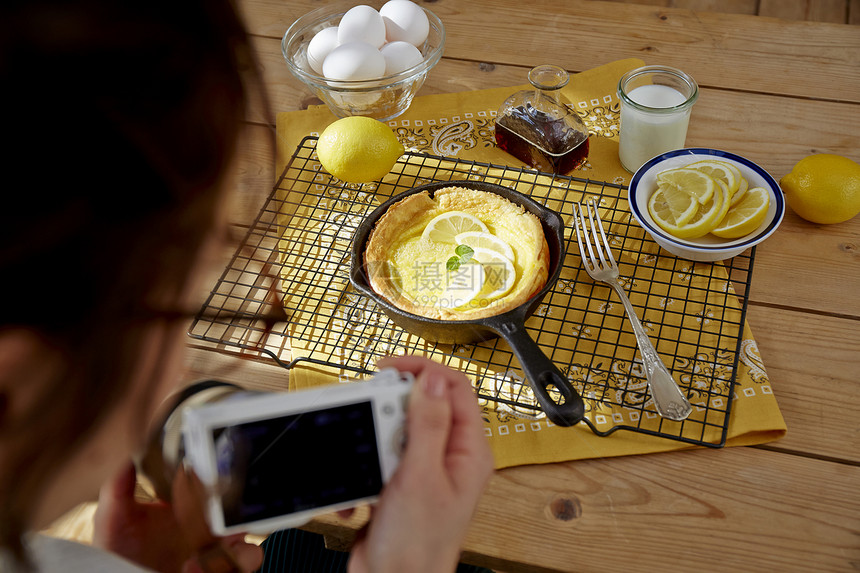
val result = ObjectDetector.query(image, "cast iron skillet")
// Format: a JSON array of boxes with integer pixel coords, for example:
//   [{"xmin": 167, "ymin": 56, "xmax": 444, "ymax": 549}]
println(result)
[{"xmin": 350, "ymin": 180, "xmax": 585, "ymax": 427}]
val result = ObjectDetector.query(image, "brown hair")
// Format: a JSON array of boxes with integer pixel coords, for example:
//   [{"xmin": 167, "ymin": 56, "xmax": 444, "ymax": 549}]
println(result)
[{"xmin": 0, "ymin": 0, "xmax": 257, "ymax": 561}]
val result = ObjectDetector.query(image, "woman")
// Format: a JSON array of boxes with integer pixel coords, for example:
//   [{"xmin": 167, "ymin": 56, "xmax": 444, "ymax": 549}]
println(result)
[{"xmin": 0, "ymin": 0, "xmax": 493, "ymax": 571}]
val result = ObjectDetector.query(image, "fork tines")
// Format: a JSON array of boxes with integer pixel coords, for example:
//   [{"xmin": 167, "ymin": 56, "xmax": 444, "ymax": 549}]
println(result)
[{"xmin": 574, "ymin": 199, "xmax": 617, "ymax": 275}]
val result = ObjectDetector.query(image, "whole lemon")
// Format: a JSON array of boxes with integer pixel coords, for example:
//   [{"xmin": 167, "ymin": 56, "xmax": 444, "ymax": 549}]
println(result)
[
  {"xmin": 780, "ymin": 154, "xmax": 860, "ymax": 224},
  {"xmin": 316, "ymin": 116, "xmax": 405, "ymax": 184}
]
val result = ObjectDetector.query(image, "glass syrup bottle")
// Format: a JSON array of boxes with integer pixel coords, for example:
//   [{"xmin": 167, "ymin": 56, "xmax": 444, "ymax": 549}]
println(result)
[{"xmin": 494, "ymin": 65, "xmax": 590, "ymax": 174}]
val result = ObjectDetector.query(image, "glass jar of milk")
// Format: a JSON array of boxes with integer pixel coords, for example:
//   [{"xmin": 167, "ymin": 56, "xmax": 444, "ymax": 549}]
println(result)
[{"xmin": 617, "ymin": 66, "xmax": 698, "ymax": 173}]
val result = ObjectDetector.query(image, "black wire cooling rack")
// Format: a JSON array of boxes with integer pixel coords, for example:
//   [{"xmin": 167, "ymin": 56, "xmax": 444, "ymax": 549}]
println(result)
[{"xmin": 189, "ymin": 136, "xmax": 756, "ymax": 448}]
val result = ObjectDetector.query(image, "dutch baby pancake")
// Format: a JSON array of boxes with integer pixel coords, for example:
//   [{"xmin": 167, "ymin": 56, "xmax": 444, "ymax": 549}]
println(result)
[{"xmin": 363, "ymin": 185, "xmax": 549, "ymax": 320}]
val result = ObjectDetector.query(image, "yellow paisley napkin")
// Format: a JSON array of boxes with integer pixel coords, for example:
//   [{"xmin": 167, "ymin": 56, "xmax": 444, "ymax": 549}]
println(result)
[{"xmin": 274, "ymin": 58, "xmax": 786, "ymax": 468}]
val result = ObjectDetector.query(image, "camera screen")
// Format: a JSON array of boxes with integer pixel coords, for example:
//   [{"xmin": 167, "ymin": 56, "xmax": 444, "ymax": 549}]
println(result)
[{"xmin": 212, "ymin": 400, "xmax": 383, "ymax": 527}]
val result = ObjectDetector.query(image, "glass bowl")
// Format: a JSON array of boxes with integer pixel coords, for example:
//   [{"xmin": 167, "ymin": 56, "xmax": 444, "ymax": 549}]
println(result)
[
  {"xmin": 281, "ymin": 4, "xmax": 445, "ymax": 121},
  {"xmin": 628, "ymin": 148, "xmax": 785, "ymax": 262}
]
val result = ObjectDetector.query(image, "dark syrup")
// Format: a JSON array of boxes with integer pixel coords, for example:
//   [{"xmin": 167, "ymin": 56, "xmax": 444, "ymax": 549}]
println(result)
[{"xmin": 495, "ymin": 105, "xmax": 589, "ymax": 174}]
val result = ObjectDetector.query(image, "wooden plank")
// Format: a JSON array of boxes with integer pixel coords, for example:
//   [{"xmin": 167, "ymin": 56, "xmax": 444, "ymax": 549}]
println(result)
[
  {"xmin": 852, "ymin": 0, "xmax": 860, "ymax": 23},
  {"xmin": 759, "ymin": 0, "xmax": 810, "ymax": 21},
  {"xmin": 675, "ymin": 0, "xmax": 758, "ymax": 13},
  {"xmin": 183, "ymin": 345, "xmax": 292, "ymax": 392},
  {"xmin": 751, "ymin": 209, "xmax": 860, "ymax": 316},
  {"xmin": 746, "ymin": 306, "xmax": 860, "ymax": 462},
  {"xmin": 220, "ymin": 123, "xmax": 276, "ymax": 222},
  {"xmin": 677, "ymin": 0, "xmax": 758, "ymax": 12},
  {"xmin": 241, "ymin": 0, "xmax": 860, "ymax": 103},
  {"xmin": 760, "ymin": 0, "xmax": 849, "ymax": 23},
  {"xmin": 812, "ymin": 0, "xmax": 849, "ymax": 22},
  {"xmin": 309, "ymin": 446, "xmax": 860, "ymax": 572},
  {"xmin": 434, "ymin": 0, "xmax": 860, "ymax": 101},
  {"xmin": 601, "ymin": 0, "xmax": 758, "ymax": 15}
]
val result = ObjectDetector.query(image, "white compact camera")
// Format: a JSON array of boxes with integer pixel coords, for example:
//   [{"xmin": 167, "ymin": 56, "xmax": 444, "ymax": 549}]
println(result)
[{"xmin": 153, "ymin": 369, "xmax": 413, "ymax": 536}]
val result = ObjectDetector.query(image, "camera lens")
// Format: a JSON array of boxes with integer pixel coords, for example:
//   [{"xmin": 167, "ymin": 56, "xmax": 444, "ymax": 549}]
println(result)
[{"xmin": 137, "ymin": 380, "xmax": 244, "ymax": 502}]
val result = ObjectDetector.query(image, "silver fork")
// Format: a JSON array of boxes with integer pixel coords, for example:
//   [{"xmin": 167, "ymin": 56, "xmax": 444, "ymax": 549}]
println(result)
[{"xmin": 574, "ymin": 199, "xmax": 692, "ymax": 421}]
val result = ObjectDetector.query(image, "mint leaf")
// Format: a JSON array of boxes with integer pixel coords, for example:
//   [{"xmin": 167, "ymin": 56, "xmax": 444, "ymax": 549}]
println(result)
[
  {"xmin": 455, "ymin": 244, "xmax": 473, "ymax": 257},
  {"xmin": 455, "ymin": 244, "xmax": 474, "ymax": 263},
  {"xmin": 446, "ymin": 256, "xmax": 461, "ymax": 272}
]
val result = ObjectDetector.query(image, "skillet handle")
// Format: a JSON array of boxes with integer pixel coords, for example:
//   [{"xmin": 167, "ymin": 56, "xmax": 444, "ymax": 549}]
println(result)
[{"xmin": 493, "ymin": 321, "xmax": 585, "ymax": 427}]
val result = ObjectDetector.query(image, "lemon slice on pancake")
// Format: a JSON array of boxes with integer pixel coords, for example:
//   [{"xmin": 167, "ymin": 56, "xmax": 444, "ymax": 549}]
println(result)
[
  {"xmin": 436, "ymin": 246, "xmax": 516, "ymax": 308},
  {"xmin": 421, "ymin": 211, "xmax": 488, "ymax": 243},
  {"xmin": 436, "ymin": 261, "xmax": 485, "ymax": 309},
  {"xmin": 471, "ymin": 246, "xmax": 516, "ymax": 301},
  {"xmin": 454, "ymin": 231, "xmax": 516, "ymax": 262}
]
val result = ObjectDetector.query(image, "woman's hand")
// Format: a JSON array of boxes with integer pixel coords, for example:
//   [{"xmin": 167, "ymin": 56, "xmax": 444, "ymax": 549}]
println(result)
[
  {"xmin": 347, "ymin": 356, "xmax": 495, "ymax": 573},
  {"xmin": 94, "ymin": 462, "xmax": 263, "ymax": 573}
]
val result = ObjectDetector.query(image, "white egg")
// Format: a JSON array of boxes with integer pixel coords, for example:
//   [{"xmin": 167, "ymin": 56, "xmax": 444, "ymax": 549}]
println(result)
[
  {"xmin": 380, "ymin": 41, "xmax": 423, "ymax": 76},
  {"xmin": 379, "ymin": 0, "xmax": 429, "ymax": 47},
  {"xmin": 306, "ymin": 27, "xmax": 339, "ymax": 75},
  {"xmin": 322, "ymin": 41, "xmax": 386, "ymax": 81},
  {"xmin": 337, "ymin": 5, "xmax": 386, "ymax": 48}
]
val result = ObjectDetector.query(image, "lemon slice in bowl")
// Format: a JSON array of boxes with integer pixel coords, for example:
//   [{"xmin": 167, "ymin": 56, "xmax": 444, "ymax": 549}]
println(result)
[
  {"xmin": 730, "ymin": 175, "xmax": 749, "ymax": 207},
  {"xmin": 656, "ymin": 168, "xmax": 717, "ymax": 204},
  {"xmin": 648, "ymin": 179, "xmax": 730, "ymax": 239},
  {"xmin": 687, "ymin": 159, "xmax": 742, "ymax": 197},
  {"xmin": 421, "ymin": 211, "xmax": 489, "ymax": 243},
  {"xmin": 656, "ymin": 182, "xmax": 699, "ymax": 225},
  {"xmin": 711, "ymin": 186, "xmax": 770, "ymax": 238},
  {"xmin": 470, "ymin": 246, "xmax": 516, "ymax": 301},
  {"xmin": 454, "ymin": 231, "xmax": 516, "ymax": 262}
]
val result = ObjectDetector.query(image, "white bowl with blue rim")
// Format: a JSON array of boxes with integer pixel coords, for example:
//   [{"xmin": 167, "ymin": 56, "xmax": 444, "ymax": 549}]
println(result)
[{"xmin": 628, "ymin": 148, "xmax": 785, "ymax": 262}]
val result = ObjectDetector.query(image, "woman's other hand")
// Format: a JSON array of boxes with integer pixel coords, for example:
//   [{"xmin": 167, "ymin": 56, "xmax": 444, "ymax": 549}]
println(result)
[{"xmin": 94, "ymin": 462, "xmax": 263, "ymax": 573}]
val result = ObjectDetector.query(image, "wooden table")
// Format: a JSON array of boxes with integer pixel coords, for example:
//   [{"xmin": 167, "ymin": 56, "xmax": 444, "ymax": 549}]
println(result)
[{"xmin": 184, "ymin": 1, "xmax": 860, "ymax": 571}]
